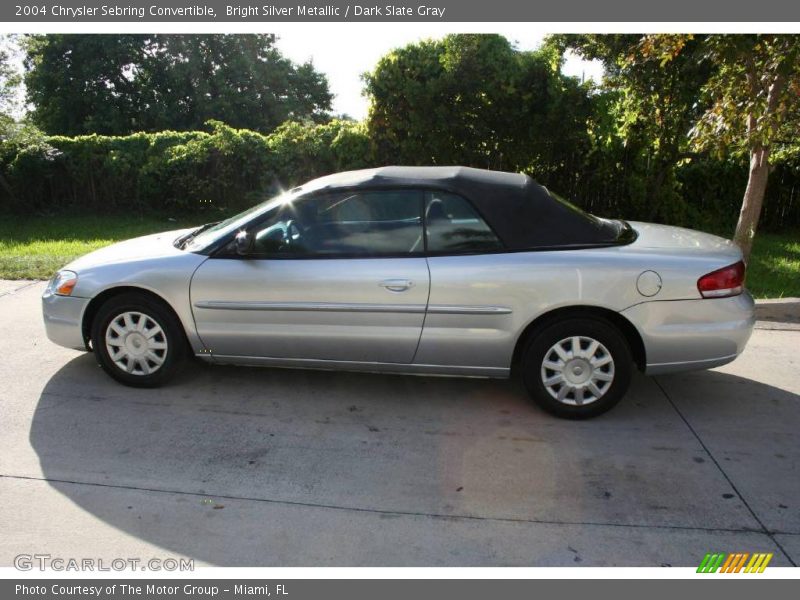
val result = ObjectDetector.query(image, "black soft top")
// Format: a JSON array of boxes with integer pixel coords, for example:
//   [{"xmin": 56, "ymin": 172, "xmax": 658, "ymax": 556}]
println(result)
[{"xmin": 300, "ymin": 166, "xmax": 626, "ymax": 250}]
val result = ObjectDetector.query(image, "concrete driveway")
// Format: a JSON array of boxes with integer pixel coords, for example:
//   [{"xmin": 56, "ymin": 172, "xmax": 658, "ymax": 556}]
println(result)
[{"xmin": 1, "ymin": 280, "xmax": 798, "ymax": 567}]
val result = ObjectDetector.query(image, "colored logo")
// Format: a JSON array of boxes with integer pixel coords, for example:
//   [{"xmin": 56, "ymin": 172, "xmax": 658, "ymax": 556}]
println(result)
[{"xmin": 697, "ymin": 552, "xmax": 773, "ymax": 573}]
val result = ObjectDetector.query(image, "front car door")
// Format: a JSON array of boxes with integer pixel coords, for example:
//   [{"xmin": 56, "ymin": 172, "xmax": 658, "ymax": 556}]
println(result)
[{"xmin": 190, "ymin": 189, "xmax": 430, "ymax": 365}]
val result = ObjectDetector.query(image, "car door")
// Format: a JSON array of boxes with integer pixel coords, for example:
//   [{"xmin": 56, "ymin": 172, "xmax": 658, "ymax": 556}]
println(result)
[
  {"xmin": 413, "ymin": 190, "xmax": 514, "ymax": 370},
  {"xmin": 190, "ymin": 189, "xmax": 430, "ymax": 364}
]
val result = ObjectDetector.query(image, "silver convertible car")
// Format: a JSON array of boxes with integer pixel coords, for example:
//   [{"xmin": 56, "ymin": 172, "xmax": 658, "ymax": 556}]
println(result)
[{"xmin": 43, "ymin": 167, "xmax": 754, "ymax": 418}]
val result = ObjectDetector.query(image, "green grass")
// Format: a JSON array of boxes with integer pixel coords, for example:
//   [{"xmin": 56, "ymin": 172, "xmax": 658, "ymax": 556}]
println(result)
[
  {"xmin": 745, "ymin": 230, "xmax": 800, "ymax": 299},
  {"xmin": 0, "ymin": 215, "xmax": 798, "ymax": 298},
  {"xmin": 0, "ymin": 215, "xmax": 199, "ymax": 280}
]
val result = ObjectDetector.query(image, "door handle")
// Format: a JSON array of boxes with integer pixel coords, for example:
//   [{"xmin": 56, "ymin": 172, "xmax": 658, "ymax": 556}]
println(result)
[{"xmin": 380, "ymin": 279, "xmax": 414, "ymax": 292}]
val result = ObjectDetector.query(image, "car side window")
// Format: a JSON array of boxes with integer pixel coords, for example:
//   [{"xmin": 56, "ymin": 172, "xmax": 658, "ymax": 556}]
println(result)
[
  {"xmin": 247, "ymin": 190, "xmax": 424, "ymax": 257},
  {"xmin": 424, "ymin": 191, "xmax": 503, "ymax": 253}
]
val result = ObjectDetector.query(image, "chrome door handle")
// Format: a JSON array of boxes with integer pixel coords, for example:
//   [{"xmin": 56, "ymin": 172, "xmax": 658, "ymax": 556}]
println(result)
[{"xmin": 380, "ymin": 279, "xmax": 414, "ymax": 292}]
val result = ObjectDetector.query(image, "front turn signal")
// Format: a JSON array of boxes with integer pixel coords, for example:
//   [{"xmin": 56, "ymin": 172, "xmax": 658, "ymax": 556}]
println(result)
[{"xmin": 49, "ymin": 270, "xmax": 78, "ymax": 296}]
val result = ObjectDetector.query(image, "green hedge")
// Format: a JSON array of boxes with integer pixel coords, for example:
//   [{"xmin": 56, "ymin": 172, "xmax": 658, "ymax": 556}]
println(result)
[
  {"xmin": 676, "ymin": 157, "xmax": 800, "ymax": 234},
  {"xmin": 1, "ymin": 118, "xmax": 799, "ymax": 233},
  {"xmin": 0, "ymin": 119, "xmax": 371, "ymax": 216}
]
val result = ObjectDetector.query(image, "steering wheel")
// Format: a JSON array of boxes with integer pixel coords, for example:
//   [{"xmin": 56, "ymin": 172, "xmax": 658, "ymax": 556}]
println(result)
[
  {"xmin": 280, "ymin": 219, "xmax": 304, "ymax": 251},
  {"xmin": 285, "ymin": 219, "xmax": 302, "ymax": 241}
]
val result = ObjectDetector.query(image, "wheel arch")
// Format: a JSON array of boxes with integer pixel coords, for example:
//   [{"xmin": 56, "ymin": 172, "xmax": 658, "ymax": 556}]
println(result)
[
  {"xmin": 511, "ymin": 305, "xmax": 646, "ymax": 373},
  {"xmin": 81, "ymin": 285, "xmax": 191, "ymax": 351}
]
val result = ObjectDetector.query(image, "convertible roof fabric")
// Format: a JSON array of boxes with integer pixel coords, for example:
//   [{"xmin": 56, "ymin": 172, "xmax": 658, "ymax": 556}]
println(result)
[{"xmin": 300, "ymin": 166, "xmax": 622, "ymax": 250}]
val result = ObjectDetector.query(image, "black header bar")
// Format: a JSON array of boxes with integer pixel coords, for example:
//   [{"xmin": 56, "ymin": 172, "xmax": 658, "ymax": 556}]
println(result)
[{"xmin": 4, "ymin": 0, "xmax": 799, "ymax": 23}]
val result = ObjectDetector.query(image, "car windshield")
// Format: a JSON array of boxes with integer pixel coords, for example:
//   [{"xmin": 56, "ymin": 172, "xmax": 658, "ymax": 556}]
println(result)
[{"xmin": 182, "ymin": 190, "xmax": 300, "ymax": 252}]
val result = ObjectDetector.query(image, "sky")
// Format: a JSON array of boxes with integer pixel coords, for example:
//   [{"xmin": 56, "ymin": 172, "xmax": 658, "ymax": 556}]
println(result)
[{"xmin": 275, "ymin": 29, "xmax": 604, "ymax": 120}]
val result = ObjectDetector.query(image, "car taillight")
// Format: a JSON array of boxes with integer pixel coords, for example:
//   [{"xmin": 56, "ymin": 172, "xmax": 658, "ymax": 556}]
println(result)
[{"xmin": 697, "ymin": 261, "xmax": 745, "ymax": 298}]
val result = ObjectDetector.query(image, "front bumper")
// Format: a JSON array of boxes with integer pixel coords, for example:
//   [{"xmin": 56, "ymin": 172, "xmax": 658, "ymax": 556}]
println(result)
[
  {"xmin": 42, "ymin": 293, "xmax": 90, "ymax": 351},
  {"xmin": 621, "ymin": 292, "xmax": 755, "ymax": 375}
]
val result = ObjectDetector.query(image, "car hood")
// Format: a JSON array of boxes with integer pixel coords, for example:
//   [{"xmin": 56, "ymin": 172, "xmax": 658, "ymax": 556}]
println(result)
[
  {"xmin": 627, "ymin": 221, "xmax": 741, "ymax": 256},
  {"xmin": 65, "ymin": 228, "xmax": 194, "ymax": 271}
]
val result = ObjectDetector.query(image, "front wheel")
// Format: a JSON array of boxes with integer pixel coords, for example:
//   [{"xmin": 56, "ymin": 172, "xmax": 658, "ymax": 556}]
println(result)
[
  {"xmin": 91, "ymin": 292, "xmax": 186, "ymax": 387},
  {"xmin": 521, "ymin": 317, "xmax": 632, "ymax": 419}
]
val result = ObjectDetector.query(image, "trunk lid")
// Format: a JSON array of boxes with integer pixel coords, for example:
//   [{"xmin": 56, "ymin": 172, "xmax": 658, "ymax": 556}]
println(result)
[{"xmin": 626, "ymin": 221, "xmax": 742, "ymax": 259}]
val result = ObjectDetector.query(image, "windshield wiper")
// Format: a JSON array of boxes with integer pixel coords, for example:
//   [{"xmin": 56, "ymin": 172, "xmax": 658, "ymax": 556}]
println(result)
[{"xmin": 176, "ymin": 222, "xmax": 220, "ymax": 249}]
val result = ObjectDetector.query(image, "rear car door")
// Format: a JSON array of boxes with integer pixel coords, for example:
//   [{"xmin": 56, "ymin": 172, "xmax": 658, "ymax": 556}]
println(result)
[
  {"xmin": 190, "ymin": 189, "xmax": 430, "ymax": 364},
  {"xmin": 414, "ymin": 190, "xmax": 513, "ymax": 370}
]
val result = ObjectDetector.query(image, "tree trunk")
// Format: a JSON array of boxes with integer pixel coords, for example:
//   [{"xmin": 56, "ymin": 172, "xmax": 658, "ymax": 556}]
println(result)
[
  {"xmin": 733, "ymin": 144, "xmax": 771, "ymax": 262},
  {"xmin": 733, "ymin": 62, "xmax": 787, "ymax": 263}
]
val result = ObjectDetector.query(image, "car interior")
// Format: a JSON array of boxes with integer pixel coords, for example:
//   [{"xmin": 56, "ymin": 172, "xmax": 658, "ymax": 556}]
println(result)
[{"xmin": 247, "ymin": 189, "xmax": 502, "ymax": 257}]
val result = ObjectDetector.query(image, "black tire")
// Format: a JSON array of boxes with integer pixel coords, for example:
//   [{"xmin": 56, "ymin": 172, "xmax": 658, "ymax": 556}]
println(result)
[
  {"xmin": 91, "ymin": 292, "xmax": 187, "ymax": 387},
  {"xmin": 520, "ymin": 317, "xmax": 632, "ymax": 419}
]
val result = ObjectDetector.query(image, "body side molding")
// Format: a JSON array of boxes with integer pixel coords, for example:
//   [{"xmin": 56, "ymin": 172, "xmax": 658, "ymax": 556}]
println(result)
[{"xmin": 194, "ymin": 300, "xmax": 512, "ymax": 315}]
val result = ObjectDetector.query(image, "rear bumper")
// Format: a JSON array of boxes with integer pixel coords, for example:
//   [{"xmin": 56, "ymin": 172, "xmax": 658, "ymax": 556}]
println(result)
[
  {"xmin": 42, "ymin": 293, "xmax": 90, "ymax": 351},
  {"xmin": 621, "ymin": 292, "xmax": 755, "ymax": 375}
]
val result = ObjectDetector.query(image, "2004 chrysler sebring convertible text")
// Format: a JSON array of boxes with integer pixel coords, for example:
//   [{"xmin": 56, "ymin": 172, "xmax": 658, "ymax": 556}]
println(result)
[{"xmin": 42, "ymin": 167, "xmax": 755, "ymax": 418}]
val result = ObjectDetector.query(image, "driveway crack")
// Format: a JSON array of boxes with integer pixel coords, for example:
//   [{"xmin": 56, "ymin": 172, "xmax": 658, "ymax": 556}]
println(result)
[
  {"xmin": 0, "ymin": 472, "xmax": 785, "ymax": 538},
  {"xmin": 0, "ymin": 280, "xmax": 42, "ymax": 298}
]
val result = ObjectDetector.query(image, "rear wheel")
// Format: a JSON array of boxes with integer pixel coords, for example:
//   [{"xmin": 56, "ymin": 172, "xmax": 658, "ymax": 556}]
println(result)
[
  {"xmin": 521, "ymin": 317, "xmax": 632, "ymax": 419},
  {"xmin": 91, "ymin": 292, "xmax": 186, "ymax": 387}
]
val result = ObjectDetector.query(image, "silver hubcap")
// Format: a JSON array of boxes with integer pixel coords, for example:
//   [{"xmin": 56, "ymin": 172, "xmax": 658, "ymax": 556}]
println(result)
[
  {"xmin": 105, "ymin": 311, "xmax": 168, "ymax": 376},
  {"xmin": 540, "ymin": 336, "xmax": 615, "ymax": 406}
]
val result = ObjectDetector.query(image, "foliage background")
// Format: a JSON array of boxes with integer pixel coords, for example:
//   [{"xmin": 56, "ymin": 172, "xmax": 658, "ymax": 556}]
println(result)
[
  {"xmin": 1, "ymin": 33, "xmax": 799, "ymax": 235},
  {"xmin": 2, "ymin": 117, "xmax": 799, "ymax": 234}
]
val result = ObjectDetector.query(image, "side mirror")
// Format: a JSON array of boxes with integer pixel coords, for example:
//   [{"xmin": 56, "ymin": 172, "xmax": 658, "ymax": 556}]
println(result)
[{"xmin": 234, "ymin": 230, "xmax": 253, "ymax": 256}]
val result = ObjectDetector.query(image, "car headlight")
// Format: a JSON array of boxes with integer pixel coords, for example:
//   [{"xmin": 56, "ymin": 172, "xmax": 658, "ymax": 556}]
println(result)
[{"xmin": 46, "ymin": 270, "xmax": 79, "ymax": 297}]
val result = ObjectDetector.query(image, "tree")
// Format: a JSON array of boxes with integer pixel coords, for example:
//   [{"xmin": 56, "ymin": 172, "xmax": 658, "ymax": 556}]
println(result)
[
  {"xmin": 23, "ymin": 34, "xmax": 333, "ymax": 135},
  {"xmin": 0, "ymin": 35, "xmax": 22, "ymax": 118},
  {"xmin": 684, "ymin": 35, "xmax": 800, "ymax": 260},
  {"xmin": 557, "ymin": 34, "xmax": 711, "ymax": 222},
  {"xmin": 363, "ymin": 34, "xmax": 592, "ymax": 179},
  {"xmin": 23, "ymin": 35, "xmax": 143, "ymax": 135},
  {"xmin": 137, "ymin": 35, "xmax": 332, "ymax": 133},
  {"xmin": 567, "ymin": 34, "xmax": 800, "ymax": 260},
  {"xmin": 0, "ymin": 35, "xmax": 26, "ymax": 203}
]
